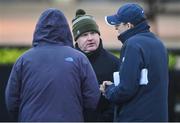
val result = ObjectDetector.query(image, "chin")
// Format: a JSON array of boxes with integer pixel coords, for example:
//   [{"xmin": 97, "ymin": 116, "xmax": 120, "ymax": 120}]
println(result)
[{"xmin": 88, "ymin": 47, "xmax": 97, "ymax": 52}]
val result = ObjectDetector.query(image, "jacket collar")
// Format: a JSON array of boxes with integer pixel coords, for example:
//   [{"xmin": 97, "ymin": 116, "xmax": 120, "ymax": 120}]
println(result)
[{"xmin": 118, "ymin": 21, "xmax": 150, "ymax": 44}]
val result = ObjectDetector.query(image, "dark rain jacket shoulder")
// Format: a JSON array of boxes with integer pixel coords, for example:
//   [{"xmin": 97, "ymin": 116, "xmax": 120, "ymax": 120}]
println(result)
[
  {"xmin": 105, "ymin": 21, "xmax": 169, "ymax": 122},
  {"xmin": 5, "ymin": 8, "xmax": 100, "ymax": 122}
]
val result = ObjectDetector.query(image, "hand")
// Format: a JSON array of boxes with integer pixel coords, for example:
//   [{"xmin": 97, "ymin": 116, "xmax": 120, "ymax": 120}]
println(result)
[
  {"xmin": 103, "ymin": 81, "xmax": 113, "ymax": 86},
  {"xmin": 100, "ymin": 84, "xmax": 105, "ymax": 94},
  {"xmin": 99, "ymin": 81, "xmax": 113, "ymax": 94}
]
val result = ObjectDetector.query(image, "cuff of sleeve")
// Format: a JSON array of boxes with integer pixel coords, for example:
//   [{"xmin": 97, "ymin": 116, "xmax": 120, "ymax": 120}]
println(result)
[{"xmin": 104, "ymin": 84, "xmax": 115, "ymax": 99}]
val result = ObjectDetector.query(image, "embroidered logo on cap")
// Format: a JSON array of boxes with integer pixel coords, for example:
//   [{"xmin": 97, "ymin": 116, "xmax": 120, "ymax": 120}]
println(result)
[{"xmin": 111, "ymin": 22, "xmax": 116, "ymax": 25}]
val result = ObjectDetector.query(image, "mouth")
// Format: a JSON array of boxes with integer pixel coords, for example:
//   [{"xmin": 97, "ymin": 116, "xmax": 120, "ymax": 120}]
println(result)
[{"xmin": 87, "ymin": 43, "xmax": 95, "ymax": 47}]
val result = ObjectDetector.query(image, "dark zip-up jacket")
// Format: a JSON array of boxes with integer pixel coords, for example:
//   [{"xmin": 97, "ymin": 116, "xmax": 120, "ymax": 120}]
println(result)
[
  {"xmin": 76, "ymin": 40, "xmax": 119, "ymax": 121},
  {"xmin": 105, "ymin": 21, "xmax": 169, "ymax": 122},
  {"xmin": 5, "ymin": 8, "xmax": 100, "ymax": 122}
]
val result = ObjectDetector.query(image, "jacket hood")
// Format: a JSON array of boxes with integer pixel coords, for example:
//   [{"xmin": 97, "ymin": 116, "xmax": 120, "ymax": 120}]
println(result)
[{"xmin": 32, "ymin": 8, "xmax": 73, "ymax": 47}]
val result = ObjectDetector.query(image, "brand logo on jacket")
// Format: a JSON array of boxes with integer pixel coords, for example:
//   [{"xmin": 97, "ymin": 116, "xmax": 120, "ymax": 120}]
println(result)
[{"xmin": 65, "ymin": 57, "xmax": 74, "ymax": 62}]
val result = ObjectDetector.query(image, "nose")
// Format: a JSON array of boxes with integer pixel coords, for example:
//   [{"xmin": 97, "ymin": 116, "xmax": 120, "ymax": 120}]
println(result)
[
  {"xmin": 87, "ymin": 34, "xmax": 93, "ymax": 40},
  {"xmin": 115, "ymin": 25, "xmax": 119, "ymax": 30}
]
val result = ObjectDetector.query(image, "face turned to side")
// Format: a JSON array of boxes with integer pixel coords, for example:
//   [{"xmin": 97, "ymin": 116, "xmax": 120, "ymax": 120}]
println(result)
[
  {"xmin": 115, "ymin": 22, "xmax": 134, "ymax": 35},
  {"xmin": 76, "ymin": 31, "xmax": 100, "ymax": 53}
]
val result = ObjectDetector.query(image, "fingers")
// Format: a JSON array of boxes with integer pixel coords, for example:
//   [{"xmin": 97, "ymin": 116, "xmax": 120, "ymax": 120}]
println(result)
[
  {"xmin": 102, "ymin": 81, "xmax": 107, "ymax": 87},
  {"xmin": 103, "ymin": 81, "xmax": 113, "ymax": 86},
  {"xmin": 100, "ymin": 84, "xmax": 105, "ymax": 93},
  {"xmin": 99, "ymin": 81, "xmax": 113, "ymax": 95}
]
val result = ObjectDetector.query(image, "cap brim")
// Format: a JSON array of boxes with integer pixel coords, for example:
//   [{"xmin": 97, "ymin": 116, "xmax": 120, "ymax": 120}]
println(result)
[{"xmin": 105, "ymin": 15, "xmax": 120, "ymax": 26}]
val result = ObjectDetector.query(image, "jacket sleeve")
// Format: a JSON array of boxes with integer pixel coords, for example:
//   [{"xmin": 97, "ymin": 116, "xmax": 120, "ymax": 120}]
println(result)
[
  {"xmin": 5, "ymin": 58, "xmax": 22, "ymax": 120},
  {"xmin": 80, "ymin": 56, "xmax": 101, "ymax": 110},
  {"xmin": 105, "ymin": 43, "xmax": 144, "ymax": 104}
]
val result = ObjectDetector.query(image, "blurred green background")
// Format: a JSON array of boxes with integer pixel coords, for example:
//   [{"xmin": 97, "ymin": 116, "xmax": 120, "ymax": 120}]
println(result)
[{"xmin": 0, "ymin": 48, "xmax": 177, "ymax": 70}]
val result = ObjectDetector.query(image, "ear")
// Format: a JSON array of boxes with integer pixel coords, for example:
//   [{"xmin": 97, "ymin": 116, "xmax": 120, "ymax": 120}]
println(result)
[{"xmin": 127, "ymin": 22, "xmax": 134, "ymax": 29}]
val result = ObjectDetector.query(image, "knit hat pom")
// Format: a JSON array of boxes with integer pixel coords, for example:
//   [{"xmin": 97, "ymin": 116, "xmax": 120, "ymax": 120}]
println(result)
[{"xmin": 76, "ymin": 9, "xmax": 86, "ymax": 17}]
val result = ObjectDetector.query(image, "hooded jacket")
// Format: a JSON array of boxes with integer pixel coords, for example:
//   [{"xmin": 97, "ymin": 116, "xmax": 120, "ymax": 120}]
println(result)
[
  {"xmin": 105, "ymin": 21, "xmax": 169, "ymax": 122},
  {"xmin": 5, "ymin": 8, "xmax": 100, "ymax": 122}
]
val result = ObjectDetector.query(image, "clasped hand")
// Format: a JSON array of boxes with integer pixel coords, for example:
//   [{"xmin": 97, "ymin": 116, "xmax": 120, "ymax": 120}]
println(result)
[{"xmin": 99, "ymin": 81, "xmax": 113, "ymax": 95}]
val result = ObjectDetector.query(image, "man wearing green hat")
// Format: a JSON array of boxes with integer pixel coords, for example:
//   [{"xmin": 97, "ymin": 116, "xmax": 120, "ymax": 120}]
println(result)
[{"xmin": 72, "ymin": 9, "xmax": 119, "ymax": 122}]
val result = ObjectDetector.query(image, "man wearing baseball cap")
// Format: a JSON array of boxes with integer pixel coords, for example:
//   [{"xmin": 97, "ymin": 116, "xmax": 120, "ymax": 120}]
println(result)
[{"xmin": 100, "ymin": 3, "xmax": 169, "ymax": 122}]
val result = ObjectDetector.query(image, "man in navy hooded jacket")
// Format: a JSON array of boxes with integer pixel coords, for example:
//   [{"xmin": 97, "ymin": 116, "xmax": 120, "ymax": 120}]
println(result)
[
  {"xmin": 100, "ymin": 3, "xmax": 169, "ymax": 122},
  {"xmin": 5, "ymin": 8, "xmax": 100, "ymax": 122}
]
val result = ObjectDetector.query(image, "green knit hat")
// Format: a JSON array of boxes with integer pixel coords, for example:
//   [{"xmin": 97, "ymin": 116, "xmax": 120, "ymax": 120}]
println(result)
[{"xmin": 72, "ymin": 9, "xmax": 100, "ymax": 41}]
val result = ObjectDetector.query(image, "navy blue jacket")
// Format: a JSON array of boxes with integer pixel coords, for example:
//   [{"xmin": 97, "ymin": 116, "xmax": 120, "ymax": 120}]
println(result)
[
  {"xmin": 105, "ymin": 21, "xmax": 169, "ymax": 122},
  {"xmin": 5, "ymin": 8, "xmax": 100, "ymax": 122}
]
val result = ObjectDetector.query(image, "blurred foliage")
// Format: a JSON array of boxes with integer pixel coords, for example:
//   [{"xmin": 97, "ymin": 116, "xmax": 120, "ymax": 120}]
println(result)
[
  {"xmin": 0, "ymin": 48, "xmax": 28, "ymax": 64},
  {"xmin": 111, "ymin": 50, "xmax": 120, "ymax": 58},
  {"xmin": 0, "ymin": 48, "xmax": 177, "ymax": 69},
  {"xmin": 110, "ymin": 50, "xmax": 177, "ymax": 69},
  {"xmin": 168, "ymin": 53, "xmax": 176, "ymax": 70}
]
